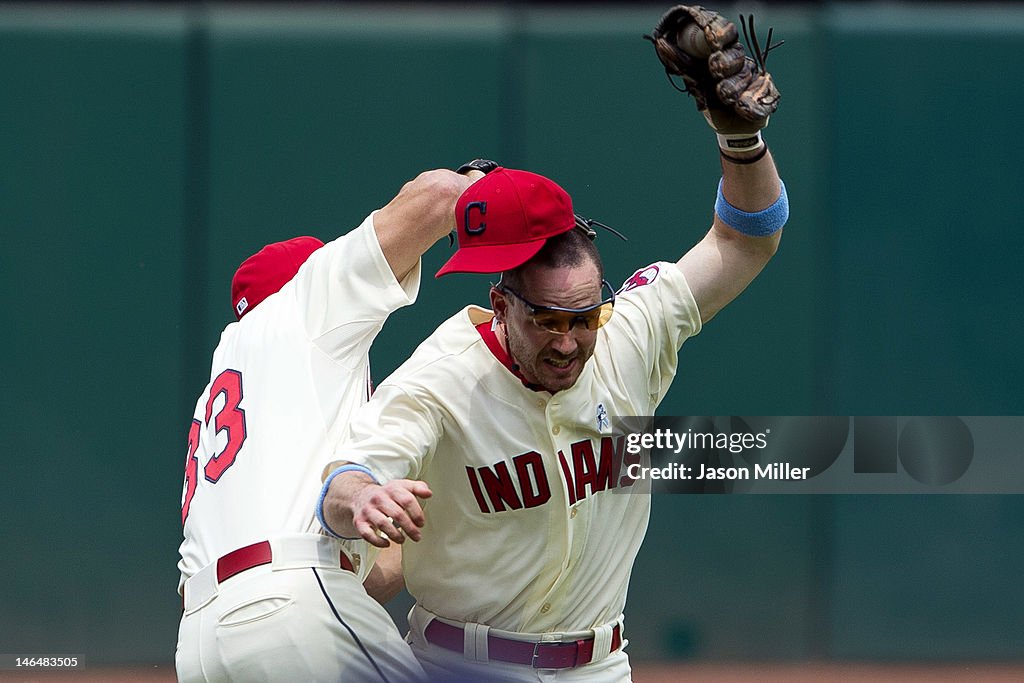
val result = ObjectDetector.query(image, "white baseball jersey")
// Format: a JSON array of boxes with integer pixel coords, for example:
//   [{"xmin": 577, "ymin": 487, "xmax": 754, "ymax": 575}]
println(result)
[
  {"xmin": 178, "ymin": 214, "xmax": 419, "ymax": 590},
  {"xmin": 338, "ymin": 262, "xmax": 701, "ymax": 634}
]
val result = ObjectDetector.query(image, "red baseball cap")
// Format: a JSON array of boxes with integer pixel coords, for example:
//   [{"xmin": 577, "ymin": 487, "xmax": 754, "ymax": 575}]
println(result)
[
  {"xmin": 435, "ymin": 167, "xmax": 576, "ymax": 277},
  {"xmin": 231, "ymin": 236, "xmax": 324, "ymax": 319}
]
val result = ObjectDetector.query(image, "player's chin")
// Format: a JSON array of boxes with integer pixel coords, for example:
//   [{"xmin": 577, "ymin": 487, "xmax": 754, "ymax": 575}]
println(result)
[{"xmin": 539, "ymin": 357, "xmax": 582, "ymax": 391}]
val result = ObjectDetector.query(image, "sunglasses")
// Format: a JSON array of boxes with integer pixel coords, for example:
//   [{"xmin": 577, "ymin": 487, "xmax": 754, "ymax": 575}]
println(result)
[{"xmin": 498, "ymin": 280, "xmax": 616, "ymax": 334}]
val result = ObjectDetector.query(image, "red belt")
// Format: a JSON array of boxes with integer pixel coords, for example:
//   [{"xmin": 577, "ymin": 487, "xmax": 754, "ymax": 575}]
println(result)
[
  {"xmin": 183, "ymin": 540, "xmax": 355, "ymax": 611},
  {"xmin": 424, "ymin": 619, "xmax": 622, "ymax": 669},
  {"xmin": 216, "ymin": 540, "xmax": 354, "ymax": 583}
]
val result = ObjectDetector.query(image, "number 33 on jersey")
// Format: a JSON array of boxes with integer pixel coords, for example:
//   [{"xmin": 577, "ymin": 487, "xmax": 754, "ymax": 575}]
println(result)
[{"xmin": 182, "ymin": 368, "xmax": 247, "ymax": 524}]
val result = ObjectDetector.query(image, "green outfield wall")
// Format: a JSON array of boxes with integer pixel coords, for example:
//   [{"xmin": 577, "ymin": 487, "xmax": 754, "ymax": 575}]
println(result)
[{"xmin": 2, "ymin": 3, "xmax": 1021, "ymax": 664}]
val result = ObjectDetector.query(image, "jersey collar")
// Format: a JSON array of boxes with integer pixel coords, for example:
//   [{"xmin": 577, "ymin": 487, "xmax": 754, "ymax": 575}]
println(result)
[{"xmin": 475, "ymin": 319, "xmax": 548, "ymax": 393}]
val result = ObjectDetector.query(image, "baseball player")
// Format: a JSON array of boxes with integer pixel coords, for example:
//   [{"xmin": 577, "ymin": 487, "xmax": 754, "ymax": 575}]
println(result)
[
  {"xmin": 176, "ymin": 166, "xmax": 485, "ymax": 682},
  {"xmin": 317, "ymin": 7, "xmax": 788, "ymax": 681}
]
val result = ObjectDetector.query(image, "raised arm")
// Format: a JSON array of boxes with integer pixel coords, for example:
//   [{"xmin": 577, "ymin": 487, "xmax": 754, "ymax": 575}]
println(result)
[
  {"xmin": 646, "ymin": 5, "xmax": 788, "ymax": 323},
  {"xmin": 676, "ymin": 145, "xmax": 783, "ymax": 323}
]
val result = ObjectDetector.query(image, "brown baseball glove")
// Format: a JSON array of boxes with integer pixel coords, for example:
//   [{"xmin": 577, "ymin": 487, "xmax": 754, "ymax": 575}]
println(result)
[{"xmin": 644, "ymin": 5, "xmax": 782, "ymax": 140}]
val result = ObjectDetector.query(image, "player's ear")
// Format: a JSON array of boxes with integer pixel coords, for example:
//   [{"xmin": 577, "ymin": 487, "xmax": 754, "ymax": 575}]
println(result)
[{"xmin": 490, "ymin": 286, "xmax": 508, "ymax": 321}]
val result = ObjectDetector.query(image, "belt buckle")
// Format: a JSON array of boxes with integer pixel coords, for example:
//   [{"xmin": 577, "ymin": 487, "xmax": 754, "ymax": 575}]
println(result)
[{"xmin": 530, "ymin": 639, "xmax": 579, "ymax": 669}]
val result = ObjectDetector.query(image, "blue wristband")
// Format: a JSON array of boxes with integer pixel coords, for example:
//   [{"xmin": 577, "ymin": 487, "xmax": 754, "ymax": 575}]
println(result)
[
  {"xmin": 714, "ymin": 178, "xmax": 789, "ymax": 237},
  {"xmin": 316, "ymin": 464, "xmax": 378, "ymax": 540}
]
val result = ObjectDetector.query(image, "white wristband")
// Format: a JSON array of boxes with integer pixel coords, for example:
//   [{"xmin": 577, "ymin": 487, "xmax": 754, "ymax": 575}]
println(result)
[{"xmin": 717, "ymin": 130, "xmax": 763, "ymax": 153}]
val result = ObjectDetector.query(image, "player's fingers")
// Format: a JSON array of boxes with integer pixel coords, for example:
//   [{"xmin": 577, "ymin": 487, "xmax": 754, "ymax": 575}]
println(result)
[
  {"xmin": 388, "ymin": 479, "xmax": 432, "ymax": 500},
  {"xmin": 399, "ymin": 506, "xmax": 425, "ymax": 539},
  {"xmin": 371, "ymin": 492, "xmax": 418, "ymax": 527},
  {"xmin": 396, "ymin": 515, "xmax": 423, "ymax": 542},
  {"xmin": 355, "ymin": 517, "xmax": 391, "ymax": 548},
  {"xmin": 391, "ymin": 481, "xmax": 432, "ymax": 501},
  {"xmin": 363, "ymin": 488, "xmax": 412, "ymax": 528},
  {"xmin": 406, "ymin": 480, "xmax": 433, "ymax": 499},
  {"xmin": 387, "ymin": 486, "xmax": 428, "ymax": 534},
  {"xmin": 377, "ymin": 504, "xmax": 422, "ymax": 542},
  {"xmin": 368, "ymin": 511, "xmax": 407, "ymax": 545}
]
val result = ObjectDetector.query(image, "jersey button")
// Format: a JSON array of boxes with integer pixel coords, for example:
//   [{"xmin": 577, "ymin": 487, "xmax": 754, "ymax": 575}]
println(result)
[
  {"xmin": 570, "ymin": 507, "xmax": 578, "ymax": 519},
  {"xmin": 540, "ymin": 603, "xmax": 551, "ymax": 614},
  {"xmin": 552, "ymin": 425, "xmax": 561, "ymax": 435}
]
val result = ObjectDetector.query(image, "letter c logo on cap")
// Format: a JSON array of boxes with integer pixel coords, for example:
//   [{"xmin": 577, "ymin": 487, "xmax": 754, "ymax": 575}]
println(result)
[{"xmin": 465, "ymin": 201, "xmax": 486, "ymax": 235}]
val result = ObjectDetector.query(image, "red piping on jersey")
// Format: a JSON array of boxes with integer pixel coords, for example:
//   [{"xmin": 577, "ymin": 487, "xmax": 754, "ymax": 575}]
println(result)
[{"xmin": 475, "ymin": 320, "xmax": 546, "ymax": 393}]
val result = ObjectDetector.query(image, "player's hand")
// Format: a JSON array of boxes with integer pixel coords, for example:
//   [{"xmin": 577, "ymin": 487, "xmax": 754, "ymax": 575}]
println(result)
[{"xmin": 350, "ymin": 479, "xmax": 433, "ymax": 547}]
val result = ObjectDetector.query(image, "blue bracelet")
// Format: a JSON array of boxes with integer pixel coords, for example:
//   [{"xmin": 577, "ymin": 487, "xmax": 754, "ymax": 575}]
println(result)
[
  {"xmin": 714, "ymin": 178, "xmax": 789, "ymax": 237},
  {"xmin": 316, "ymin": 464, "xmax": 378, "ymax": 540}
]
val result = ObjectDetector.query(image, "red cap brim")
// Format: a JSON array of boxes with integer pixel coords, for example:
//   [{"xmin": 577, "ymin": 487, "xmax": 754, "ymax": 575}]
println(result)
[{"xmin": 434, "ymin": 238, "xmax": 547, "ymax": 277}]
